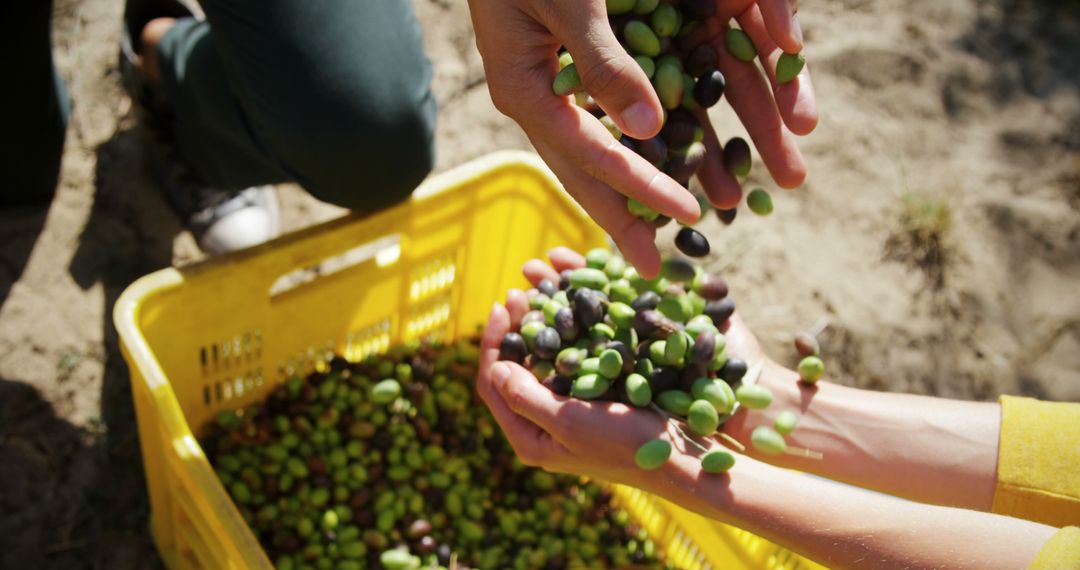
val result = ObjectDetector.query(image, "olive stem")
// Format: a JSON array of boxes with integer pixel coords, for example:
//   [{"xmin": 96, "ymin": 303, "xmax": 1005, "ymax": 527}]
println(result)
[
  {"xmin": 717, "ymin": 432, "xmax": 746, "ymax": 453},
  {"xmin": 649, "ymin": 403, "xmax": 712, "ymax": 454},
  {"xmin": 784, "ymin": 446, "xmax": 824, "ymax": 460},
  {"xmin": 809, "ymin": 318, "xmax": 830, "ymax": 338}
]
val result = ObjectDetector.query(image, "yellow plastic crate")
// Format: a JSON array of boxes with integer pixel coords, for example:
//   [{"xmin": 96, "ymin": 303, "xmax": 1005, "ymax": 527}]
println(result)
[{"xmin": 114, "ymin": 151, "xmax": 825, "ymax": 570}]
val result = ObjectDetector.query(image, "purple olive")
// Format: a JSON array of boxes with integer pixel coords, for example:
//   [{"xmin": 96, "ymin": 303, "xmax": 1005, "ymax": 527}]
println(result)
[
  {"xmin": 716, "ymin": 207, "xmax": 737, "ymax": 225},
  {"xmin": 538, "ymin": 278, "xmax": 558, "ymax": 298},
  {"xmin": 690, "ymin": 329, "xmax": 716, "ymax": 366},
  {"xmin": 704, "ymin": 298, "xmax": 735, "ymax": 326},
  {"xmin": 661, "ymin": 109, "xmax": 698, "ymax": 150},
  {"xmin": 649, "ymin": 367, "xmax": 680, "ymax": 393},
  {"xmin": 685, "ymin": 44, "xmax": 719, "ymax": 77},
  {"xmin": 499, "ymin": 333, "xmax": 528, "ymax": 364},
  {"xmin": 696, "ymin": 274, "xmax": 729, "ymax": 300},
  {"xmin": 693, "ymin": 70, "xmax": 726, "ymax": 108},
  {"xmin": 533, "ymin": 327, "xmax": 562, "ymax": 360},
  {"xmin": 637, "ymin": 136, "xmax": 669, "ymax": 166},
  {"xmin": 675, "ymin": 227, "xmax": 711, "ymax": 258},
  {"xmin": 543, "ymin": 375, "xmax": 573, "ymax": 396},
  {"xmin": 554, "ymin": 307, "xmax": 578, "ymax": 342},
  {"xmin": 719, "ymin": 357, "xmax": 747, "ymax": 383},
  {"xmin": 631, "ymin": 291, "xmax": 662, "ymax": 312},
  {"xmin": 572, "ymin": 288, "xmax": 605, "ymax": 328}
]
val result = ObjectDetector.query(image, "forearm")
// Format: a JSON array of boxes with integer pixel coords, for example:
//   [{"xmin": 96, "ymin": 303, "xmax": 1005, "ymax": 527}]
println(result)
[
  {"xmin": 722, "ymin": 361, "xmax": 1001, "ymax": 510},
  {"xmin": 646, "ymin": 453, "xmax": 1055, "ymax": 570}
]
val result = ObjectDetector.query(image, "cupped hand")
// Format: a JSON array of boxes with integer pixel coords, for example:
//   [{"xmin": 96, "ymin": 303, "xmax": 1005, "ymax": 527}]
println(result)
[
  {"xmin": 468, "ymin": 0, "xmax": 818, "ymax": 278},
  {"xmin": 475, "ymin": 246, "xmax": 775, "ymax": 486}
]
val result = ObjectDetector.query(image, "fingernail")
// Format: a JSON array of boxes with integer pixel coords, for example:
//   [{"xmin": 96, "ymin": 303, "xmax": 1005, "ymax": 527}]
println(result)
[
  {"xmin": 620, "ymin": 101, "xmax": 660, "ymax": 138},
  {"xmin": 491, "ymin": 362, "xmax": 511, "ymax": 389},
  {"xmin": 791, "ymin": 14, "xmax": 804, "ymax": 49}
]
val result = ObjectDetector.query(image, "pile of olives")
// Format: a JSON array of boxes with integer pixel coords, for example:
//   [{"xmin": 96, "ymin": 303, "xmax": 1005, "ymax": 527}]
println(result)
[
  {"xmin": 553, "ymin": 0, "xmax": 808, "ymax": 250},
  {"xmin": 204, "ymin": 339, "xmax": 673, "ymax": 570},
  {"xmin": 498, "ymin": 248, "xmax": 817, "ymax": 473}
]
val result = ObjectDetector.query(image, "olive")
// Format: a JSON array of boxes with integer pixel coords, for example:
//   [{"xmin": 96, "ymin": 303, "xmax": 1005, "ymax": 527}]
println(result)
[
  {"xmin": 719, "ymin": 357, "xmax": 747, "ymax": 383},
  {"xmin": 572, "ymin": 374, "xmax": 613, "ymax": 400},
  {"xmin": 716, "ymin": 207, "xmax": 737, "ymax": 225},
  {"xmin": 625, "ymin": 373, "xmax": 653, "ymax": 407},
  {"xmin": 666, "ymin": 142, "xmax": 707, "ymax": 182},
  {"xmin": 631, "ymin": 291, "xmax": 661, "ymax": 312},
  {"xmin": 776, "ymin": 52, "xmax": 806, "ymax": 84},
  {"xmin": 607, "ymin": 0, "xmax": 636, "ymax": 15},
  {"xmin": 633, "ymin": 0, "xmax": 659, "ymax": 14},
  {"xmin": 798, "ymin": 356, "xmax": 825, "ymax": 383},
  {"xmin": 685, "ymin": 43, "xmax": 719, "ymax": 77},
  {"xmin": 585, "ymin": 248, "xmax": 612, "ymax": 269},
  {"xmin": 660, "ymin": 109, "xmax": 698, "ymax": 149},
  {"xmin": 499, "ymin": 333, "xmax": 528, "ymax": 364},
  {"xmin": 635, "ymin": 55, "xmax": 656, "ymax": 78},
  {"xmin": 552, "ymin": 64, "xmax": 583, "ymax": 96},
  {"xmin": 534, "ymin": 327, "xmax": 562, "ymax": 360},
  {"xmin": 598, "ymin": 349, "xmax": 624, "ymax": 379},
  {"xmin": 700, "ymin": 450, "xmax": 735, "ymax": 473},
  {"xmin": 650, "ymin": 4, "xmax": 679, "ymax": 37},
  {"xmin": 722, "ymin": 137, "xmax": 751, "ymax": 178},
  {"xmin": 555, "ymin": 347, "xmax": 586, "ymax": 376},
  {"xmin": 636, "ymin": 136, "xmax": 668, "ymax": 166},
  {"xmin": 606, "ymin": 341, "xmax": 636, "ymax": 374},
  {"xmin": 625, "ymin": 20, "xmax": 662, "ymax": 57},
  {"xmin": 634, "ymin": 439, "xmax": 671, "ymax": 470},
  {"xmin": 794, "ymin": 331, "xmax": 821, "ymax": 358},
  {"xmin": 543, "ymin": 375, "xmax": 574, "ymax": 397},
  {"xmin": 538, "ymin": 278, "xmax": 558, "ymax": 298},
  {"xmin": 521, "ymin": 310, "xmax": 545, "ymax": 327},
  {"xmin": 693, "ymin": 70, "xmax": 726, "ymax": 108},
  {"xmin": 559, "ymin": 269, "xmax": 573, "ymax": 290},
  {"xmin": 660, "ymin": 257, "xmax": 696, "ymax": 282},
  {"xmin": 687, "ymin": 399, "xmax": 720, "ymax": 436},
  {"xmin": 775, "ymin": 410, "xmax": 798, "ymax": 435},
  {"xmin": 407, "ymin": 518, "xmax": 433, "ymax": 539},
  {"xmin": 656, "ymin": 390, "xmax": 692, "ymax": 416},
  {"xmin": 371, "ymin": 379, "xmax": 402, "ymax": 405},
  {"xmin": 703, "ymin": 298, "xmax": 735, "ymax": 326},
  {"xmin": 554, "ymin": 307, "xmax": 578, "ymax": 342},
  {"xmin": 648, "ymin": 367, "xmax": 680, "ymax": 393},
  {"xmin": 633, "ymin": 309, "xmax": 678, "ymax": 339},
  {"xmin": 725, "ymin": 28, "xmax": 757, "ymax": 62},
  {"xmin": 674, "ymin": 227, "xmax": 711, "ymax": 258},
  {"xmin": 751, "ymin": 426, "xmax": 787, "ymax": 455},
  {"xmin": 572, "ymin": 288, "xmax": 605, "ymax": 328},
  {"xmin": 735, "ymin": 384, "xmax": 773, "ymax": 410},
  {"xmin": 747, "ymin": 188, "xmax": 774, "ymax": 216},
  {"xmin": 692, "ymin": 274, "xmax": 728, "ymax": 300},
  {"xmin": 690, "ymin": 377, "xmax": 735, "ymax": 414},
  {"xmin": 690, "ymin": 329, "xmax": 716, "ymax": 366}
]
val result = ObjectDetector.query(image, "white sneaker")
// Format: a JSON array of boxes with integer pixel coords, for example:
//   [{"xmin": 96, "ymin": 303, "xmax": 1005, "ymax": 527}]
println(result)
[{"xmin": 192, "ymin": 186, "xmax": 281, "ymax": 255}]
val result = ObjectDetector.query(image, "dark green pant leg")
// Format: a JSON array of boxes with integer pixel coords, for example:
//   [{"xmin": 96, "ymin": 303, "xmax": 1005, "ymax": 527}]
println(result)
[
  {"xmin": 156, "ymin": 0, "xmax": 436, "ymax": 211},
  {"xmin": 2, "ymin": 0, "xmax": 70, "ymax": 207}
]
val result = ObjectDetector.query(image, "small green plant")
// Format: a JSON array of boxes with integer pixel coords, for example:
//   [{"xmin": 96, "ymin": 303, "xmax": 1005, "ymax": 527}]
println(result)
[{"xmin": 885, "ymin": 191, "xmax": 953, "ymax": 288}]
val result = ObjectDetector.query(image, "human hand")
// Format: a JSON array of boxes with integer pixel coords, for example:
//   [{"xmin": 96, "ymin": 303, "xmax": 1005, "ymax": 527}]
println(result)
[{"xmin": 467, "ymin": 0, "xmax": 818, "ymax": 278}]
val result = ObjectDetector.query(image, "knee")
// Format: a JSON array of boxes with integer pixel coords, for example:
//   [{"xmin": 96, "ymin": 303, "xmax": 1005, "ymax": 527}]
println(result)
[{"xmin": 286, "ymin": 88, "xmax": 437, "ymax": 212}]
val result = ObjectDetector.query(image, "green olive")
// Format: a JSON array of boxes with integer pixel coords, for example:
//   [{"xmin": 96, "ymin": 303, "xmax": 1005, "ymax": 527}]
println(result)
[
  {"xmin": 370, "ymin": 379, "xmax": 401, "ymax": 405},
  {"xmin": 725, "ymin": 28, "xmax": 757, "ymax": 62},
  {"xmin": 656, "ymin": 390, "xmax": 692, "ymax": 416},
  {"xmin": 687, "ymin": 399, "xmax": 720, "ymax": 436},
  {"xmin": 735, "ymin": 384, "xmax": 773, "ymax": 410},
  {"xmin": 701, "ymin": 450, "xmax": 736, "ymax": 473},
  {"xmin": 776, "ymin": 52, "xmax": 805, "ymax": 84},
  {"xmin": 634, "ymin": 439, "xmax": 672, "ymax": 470},
  {"xmin": 774, "ymin": 410, "xmax": 798, "ymax": 435},
  {"xmin": 625, "ymin": 373, "xmax": 653, "ymax": 407},
  {"xmin": 798, "ymin": 356, "xmax": 825, "ymax": 383},
  {"xmin": 571, "ymin": 374, "xmax": 612, "ymax": 400},
  {"xmin": 751, "ymin": 425, "xmax": 787, "ymax": 455}
]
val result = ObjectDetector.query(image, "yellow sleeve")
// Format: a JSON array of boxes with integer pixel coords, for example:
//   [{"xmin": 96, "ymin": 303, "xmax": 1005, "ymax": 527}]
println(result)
[
  {"xmin": 1028, "ymin": 527, "xmax": 1080, "ymax": 570},
  {"xmin": 993, "ymin": 395, "xmax": 1080, "ymax": 527}
]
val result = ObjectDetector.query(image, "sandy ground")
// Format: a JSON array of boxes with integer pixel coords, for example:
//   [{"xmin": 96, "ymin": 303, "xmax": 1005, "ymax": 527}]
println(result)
[{"xmin": 0, "ymin": 0, "xmax": 1077, "ymax": 567}]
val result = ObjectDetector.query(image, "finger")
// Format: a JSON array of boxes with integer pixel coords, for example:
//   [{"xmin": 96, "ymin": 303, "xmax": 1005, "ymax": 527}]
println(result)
[
  {"xmin": 534, "ymin": 140, "xmax": 663, "ymax": 278},
  {"xmin": 738, "ymin": 5, "xmax": 818, "ymax": 135},
  {"xmin": 524, "ymin": 259, "xmax": 562, "ymax": 287},
  {"xmin": 478, "ymin": 304, "xmax": 568, "ymax": 464},
  {"xmin": 696, "ymin": 113, "xmax": 743, "ymax": 209},
  {"xmin": 506, "ymin": 288, "xmax": 530, "ymax": 326},
  {"xmin": 547, "ymin": 247, "xmax": 587, "ymax": 273},
  {"xmin": 713, "ymin": 35, "xmax": 807, "ymax": 189},
  {"xmin": 546, "ymin": 1, "xmax": 663, "ymax": 139},
  {"xmin": 756, "ymin": 0, "xmax": 803, "ymax": 54}
]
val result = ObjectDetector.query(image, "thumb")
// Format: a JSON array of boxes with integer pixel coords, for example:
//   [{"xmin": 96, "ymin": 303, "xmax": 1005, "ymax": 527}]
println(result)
[{"xmin": 554, "ymin": 4, "xmax": 664, "ymax": 139}]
